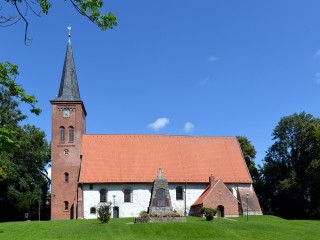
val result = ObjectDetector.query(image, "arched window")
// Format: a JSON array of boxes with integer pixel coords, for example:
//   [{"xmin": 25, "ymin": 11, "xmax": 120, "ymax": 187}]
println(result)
[
  {"xmin": 100, "ymin": 189, "xmax": 107, "ymax": 202},
  {"xmin": 90, "ymin": 207, "xmax": 96, "ymax": 214},
  {"xmin": 124, "ymin": 189, "xmax": 132, "ymax": 202},
  {"xmin": 176, "ymin": 186, "xmax": 183, "ymax": 200},
  {"xmin": 64, "ymin": 201, "xmax": 69, "ymax": 211},
  {"xmin": 60, "ymin": 127, "xmax": 65, "ymax": 142},
  {"xmin": 68, "ymin": 126, "xmax": 74, "ymax": 142},
  {"xmin": 64, "ymin": 172, "xmax": 69, "ymax": 182}
]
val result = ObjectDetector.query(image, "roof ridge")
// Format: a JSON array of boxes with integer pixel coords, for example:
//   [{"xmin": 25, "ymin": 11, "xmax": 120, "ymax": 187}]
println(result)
[{"xmin": 83, "ymin": 134, "xmax": 237, "ymax": 139}]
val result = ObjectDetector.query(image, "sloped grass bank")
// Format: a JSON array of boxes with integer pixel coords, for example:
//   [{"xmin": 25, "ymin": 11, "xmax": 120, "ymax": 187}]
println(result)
[{"xmin": 0, "ymin": 215, "xmax": 319, "ymax": 240}]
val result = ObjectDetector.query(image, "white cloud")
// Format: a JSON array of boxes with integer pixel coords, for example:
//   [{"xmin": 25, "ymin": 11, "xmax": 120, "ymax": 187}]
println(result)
[
  {"xmin": 184, "ymin": 122, "xmax": 195, "ymax": 133},
  {"xmin": 315, "ymin": 50, "xmax": 320, "ymax": 57},
  {"xmin": 209, "ymin": 56, "xmax": 219, "ymax": 62},
  {"xmin": 147, "ymin": 117, "xmax": 170, "ymax": 131}
]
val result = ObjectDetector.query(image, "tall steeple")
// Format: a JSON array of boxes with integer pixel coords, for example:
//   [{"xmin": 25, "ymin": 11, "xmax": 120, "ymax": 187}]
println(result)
[
  {"xmin": 50, "ymin": 27, "xmax": 86, "ymax": 220},
  {"xmin": 55, "ymin": 28, "xmax": 81, "ymax": 101}
]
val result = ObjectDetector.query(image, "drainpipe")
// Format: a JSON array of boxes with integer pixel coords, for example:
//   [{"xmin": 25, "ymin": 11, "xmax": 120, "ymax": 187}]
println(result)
[{"xmin": 184, "ymin": 182, "xmax": 187, "ymax": 216}]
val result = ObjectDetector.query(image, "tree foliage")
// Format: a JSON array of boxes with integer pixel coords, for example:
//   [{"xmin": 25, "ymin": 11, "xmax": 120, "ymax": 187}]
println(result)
[
  {"xmin": 1, "ymin": 0, "xmax": 117, "ymax": 44},
  {"xmin": 97, "ymin": 202, "xmax": 112, "ymax": 223},
  {"xmin": 202, "ymin": 207, "xmax": 216, "ymax": 221},
  {"xmin": 1, "ymin": 0, "xmax": 116, "ymax": 221},
  {"xmin": 0, "ymin": 87, "xmax": 50, "ymax": 221},
  {"xmin": 0, "ymin": 62, "xmax": 41, "ymax": 150},
  {"xmin": 1, "ymin": 0, "xmax": 117, "ymax": 145},
  {"xmin": 236, "ymin": 136, "xmax": 260, "ymax": 183},
  {"xmin": 260, "ymin": 112, "xmax": 320, "ymax": 219}
]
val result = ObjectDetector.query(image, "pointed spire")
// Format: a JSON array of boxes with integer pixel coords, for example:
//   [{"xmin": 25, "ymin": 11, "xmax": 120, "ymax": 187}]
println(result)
[
  {"xmin": 67, "ymin": 25, "xmax": 71, "ymax": 43},
  {"xmin": 55, "ymin": 27, "xmax": 81, "ymax": 101}
]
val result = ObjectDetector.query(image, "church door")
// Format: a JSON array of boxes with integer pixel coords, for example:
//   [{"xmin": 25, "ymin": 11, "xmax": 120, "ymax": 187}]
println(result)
[
  {"xmin": 157, "ymin": 188, "xmax": 165, "ymax": 207},
  {"xmin": 113, "ymin": 207, "xmax": 119, "ymax": 218},
  {"xmin": 217, "ymin": 205, "xmax": 224, "ymax": 218}
]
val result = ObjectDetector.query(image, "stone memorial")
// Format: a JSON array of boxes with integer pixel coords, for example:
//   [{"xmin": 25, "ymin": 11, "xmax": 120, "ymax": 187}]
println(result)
[
  {"xmin": 135, "ymin": 168, "xmax": 186, "ymax": 223},
  {"xmin": 148, "ymin": 168, "xmax": 173, "ymax": 214}
]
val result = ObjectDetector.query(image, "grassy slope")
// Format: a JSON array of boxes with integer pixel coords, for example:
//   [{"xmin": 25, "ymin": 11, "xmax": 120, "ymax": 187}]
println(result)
[{"xmin": 0, "ymin": 215, "xmax": 319, "ymax": 240}]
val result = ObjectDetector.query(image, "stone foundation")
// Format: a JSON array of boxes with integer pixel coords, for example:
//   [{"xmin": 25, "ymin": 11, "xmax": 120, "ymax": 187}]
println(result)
[{"xmin": 148, "ymin": 206, "xmax": 173, "ymax": 215}]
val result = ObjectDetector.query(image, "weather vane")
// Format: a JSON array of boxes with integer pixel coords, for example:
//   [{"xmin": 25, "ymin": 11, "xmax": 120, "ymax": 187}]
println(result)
[{"xmin": 67, "ymin": 25, "xmax": 72, "ymax": 43}]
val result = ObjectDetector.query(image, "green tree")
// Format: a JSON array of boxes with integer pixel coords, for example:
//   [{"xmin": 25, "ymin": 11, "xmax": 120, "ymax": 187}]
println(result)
[
  {"xmin": 236, "ymin": 136, "xmax": 259, "ymax": 183},
  {"xmin": 1, "ymin": 0, "xmax": 117, "ymax": 44},
  {"xmin": 0, "ymin": 63, "xmax": 40, "ymax": 149},
  {"xmin": 97, "ymin": 202, "xmax": 112, "ymax": 223},
  {"xmin": 1, "ymin": 1, "xmax": 117, "ymax": 147},
  {"xmin": 0, "ymin": 0, "xmax": 116, "ymax": 221},
  {"xmin": 260, "ymin": 112, "xmax": 320, "ymax": 219},
  {"xmin": 202, "ymin": 207, "xmax": 216, "ymax": 221},
  {"xmin": 0, "ymin": 88, "xmax": 50, "ymax": 221},
  {"xmin": 0, "ymin": 124, "xmax": 50, "ymax": 221}
]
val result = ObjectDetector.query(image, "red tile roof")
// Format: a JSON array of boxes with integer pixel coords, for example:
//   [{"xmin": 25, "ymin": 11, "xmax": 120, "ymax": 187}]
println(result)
[
  {"xmin": 192, "ymin": 185, "xmax": 212, "ymax": 206},
  {"xmin": 79, "ymin": 135, "xmax": 252, "ymax": 183}
]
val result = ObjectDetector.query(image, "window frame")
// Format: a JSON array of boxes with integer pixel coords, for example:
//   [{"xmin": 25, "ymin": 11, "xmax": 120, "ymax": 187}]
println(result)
[
  {"xmin": 64, "ymin": 172, "xmax": 69, "ymax": 182},
  {"xmin": 68, "ymin": 126, "xmax": 74, "ymax": 142},
  {"xmin": 100, "ymin": 189, "xmax": 107, "ymax": 203},
  {"xmin": 123, "ymin": 189, "xmax": 132, "ymax": 203},
  {"xmin": 60, "ymin": 126, "xmax": 65, "ymax": 142},
  {"xmin": 90, "ymin": 207, "xmax": 96, "ymax": 214},
  {"xmin": 176, "ymin": 186, "xmax": 184, "ymax": 200},
  {"xmin": 64, "ymin": 201, "xmax": 69, "ymax": 211}
]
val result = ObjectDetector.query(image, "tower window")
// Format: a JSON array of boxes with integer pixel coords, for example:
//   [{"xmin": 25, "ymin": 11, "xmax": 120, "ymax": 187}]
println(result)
[
  {"xmin": 64, "ymin": 172, "xmax": 69, "ymax": 182},
  {"xmin": 100, "ymin": 189, "xmax": 107, "ymax": 202},
  {"xmin": 124, "ymin": 189, "xmax": 132, "ymax": 202},
  {"xmin": 64, "ymin": 201, "xmax": 69, "ymax": 211},
  {"xmin": 68, "ymin": 126, "xmax": 74, "ymax": 142},
  {"xmin": 60, "ymin": 127, "xmax": 65, "ymax": 142},
  {"xmin": 176, "ymin": 186, "xmax": 183, "ymax": 200}
]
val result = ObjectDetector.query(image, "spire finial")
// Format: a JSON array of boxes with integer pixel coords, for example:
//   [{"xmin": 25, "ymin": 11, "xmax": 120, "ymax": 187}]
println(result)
[{"xmin": 67, "ymin": 25, "xmax": 72, "ymax": 43}]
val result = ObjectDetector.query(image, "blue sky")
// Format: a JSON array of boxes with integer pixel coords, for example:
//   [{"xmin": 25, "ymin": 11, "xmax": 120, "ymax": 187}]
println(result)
[{"xmin": 2, "ymin": 0, "xmax": 320, "ymax": 167}]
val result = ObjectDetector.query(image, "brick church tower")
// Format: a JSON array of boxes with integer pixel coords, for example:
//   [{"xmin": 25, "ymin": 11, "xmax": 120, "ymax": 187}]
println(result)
[{"xmin": 50, "ymin": 34, "xmax": 86, "ymax": 219}]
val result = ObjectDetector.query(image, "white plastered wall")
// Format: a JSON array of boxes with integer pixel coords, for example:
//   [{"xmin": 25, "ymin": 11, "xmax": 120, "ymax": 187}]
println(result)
[{"xmin": 83, "ymin": 183, "xmax": 207, "ymax": 218}]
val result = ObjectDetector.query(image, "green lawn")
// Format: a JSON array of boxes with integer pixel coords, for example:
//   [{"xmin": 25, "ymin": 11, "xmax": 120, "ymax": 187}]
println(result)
[{"xmin": 0, "ymin": 215, "xmax": 319, "ymax": 240}]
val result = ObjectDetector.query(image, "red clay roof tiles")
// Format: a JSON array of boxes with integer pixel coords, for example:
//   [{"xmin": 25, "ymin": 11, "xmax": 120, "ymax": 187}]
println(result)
[
  {"xmin": 79, "ymin": 135, "xmax": 252, "ymax": 184},
  {"xmin": 192, "ymin": 185, "xmax": 212, "ymax": 206}
]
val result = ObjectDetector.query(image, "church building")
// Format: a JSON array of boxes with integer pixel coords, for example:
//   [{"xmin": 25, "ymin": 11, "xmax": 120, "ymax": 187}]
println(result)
[{"xmin": 50, "ymin": 36, "xmax": 262, "ymax": 220}]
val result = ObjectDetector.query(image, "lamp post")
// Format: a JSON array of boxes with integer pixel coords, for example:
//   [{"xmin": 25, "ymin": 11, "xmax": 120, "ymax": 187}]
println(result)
[
  {"xmin": 112, "ymin": 195, "xmax": 116, "ymax": 219},
  {"xmin": 184, "ymin": 182, "xmax": 187, "ymax": 216},
  {"xmin": 246, "ymin": 193, "xmax": 249, "ymax": 222}
]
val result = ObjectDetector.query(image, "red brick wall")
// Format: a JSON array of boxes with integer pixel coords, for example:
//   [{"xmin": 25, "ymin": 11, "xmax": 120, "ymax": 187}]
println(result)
[
  {"xmin": 50, "ymin": 101, "xmax": 86, "ymax": 220},
  {"xmin": 203, "ymin": 180, "xmax": 239, "ymax": 217},
  {"xmin": 77, "ymin": 184, "xmax": 84, "ymax": 219}
]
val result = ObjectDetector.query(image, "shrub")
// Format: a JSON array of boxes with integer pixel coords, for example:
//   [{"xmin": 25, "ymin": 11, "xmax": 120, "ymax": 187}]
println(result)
[
  {"xmin": 138, "ymin": 211, "xmax": 182, "ymax": 218},
  {"xmin": 97, "ymin": 202, "xmax": 112, "ymax": 223},
  {"xmin": 203, "ymin": 208, "xmax": 216, "ymax": 221},
  {"xmin": 148, "ymin": 213, "xmax": 159, "ymax": 218},
  {"xmin": 163, "ymin": 212, "xmax": 181, "ymax": 217},
  {"xmin": 139, "ymin": 211, "xmax": 149, "ymax": 218}
]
